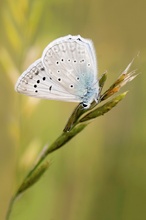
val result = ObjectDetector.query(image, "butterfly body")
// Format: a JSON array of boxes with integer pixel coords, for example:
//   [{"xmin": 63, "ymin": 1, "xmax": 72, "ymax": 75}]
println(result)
[{"xmin": 15, "ymin": 35, "xmax": 99, "ymax": 108}]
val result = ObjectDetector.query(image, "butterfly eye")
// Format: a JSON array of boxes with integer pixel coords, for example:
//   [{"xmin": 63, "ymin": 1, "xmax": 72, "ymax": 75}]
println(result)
[{"xmin": 82, "ymin": 103, "xmax": 89, "ymax": 108}]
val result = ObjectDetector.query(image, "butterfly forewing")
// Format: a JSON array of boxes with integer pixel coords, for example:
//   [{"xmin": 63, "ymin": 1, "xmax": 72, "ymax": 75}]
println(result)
[{"xmin": 42, "ymin": 35, "xmax": 97, "ymax": 98}]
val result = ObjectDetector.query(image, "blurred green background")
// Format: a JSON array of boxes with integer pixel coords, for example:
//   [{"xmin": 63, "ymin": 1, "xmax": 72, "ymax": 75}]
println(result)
[{"xmin": 0, "ymin": 0, "xmax": 146, "ymax": 219}]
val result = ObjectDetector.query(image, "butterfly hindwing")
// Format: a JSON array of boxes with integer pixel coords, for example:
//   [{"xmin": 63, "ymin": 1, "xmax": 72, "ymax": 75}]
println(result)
[{"xmin": 15, "ymin": 59, "xmax": 81, "ymax": 102}]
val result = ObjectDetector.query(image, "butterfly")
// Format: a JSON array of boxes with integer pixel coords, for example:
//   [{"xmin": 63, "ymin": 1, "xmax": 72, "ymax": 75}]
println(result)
[{"xmin": 15, "ymin": 35, "xmax": 99, "ymax": 108}]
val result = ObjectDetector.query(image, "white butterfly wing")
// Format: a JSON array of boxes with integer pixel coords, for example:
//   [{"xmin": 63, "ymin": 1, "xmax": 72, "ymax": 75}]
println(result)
[
  {"xmin": 15, "ymin": 59, "xmax": 80, "ymax": 102},
  {"xmin": 42, "ymin": 35, "xmax": 98, "ymax": 100},
  {"xmin": 15, "ymin": 35, "xmax": 98, "ymax": 105}
]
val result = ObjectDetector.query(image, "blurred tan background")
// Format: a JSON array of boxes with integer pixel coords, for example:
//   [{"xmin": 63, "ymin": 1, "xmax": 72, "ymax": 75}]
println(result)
[{"xmin": 0, "ymin": 0, "xmax": 146, "ymax": 219}]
